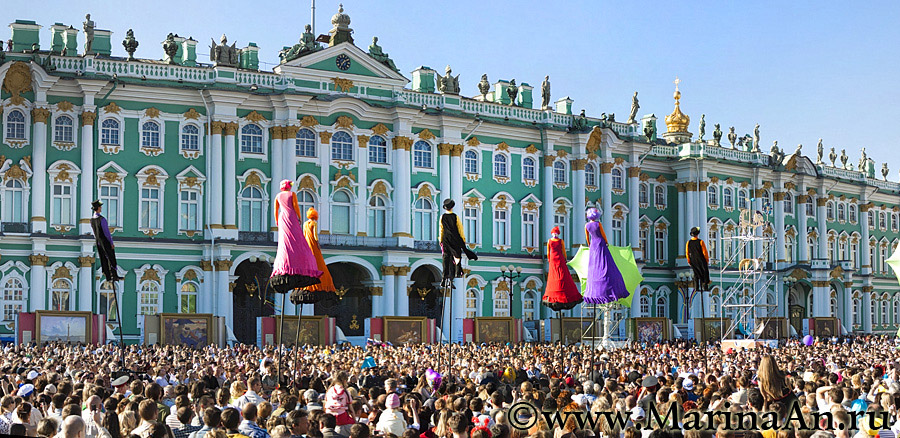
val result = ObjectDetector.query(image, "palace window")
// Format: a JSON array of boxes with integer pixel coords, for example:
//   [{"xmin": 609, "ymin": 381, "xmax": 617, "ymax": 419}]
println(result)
[
  {"xmin": 331, "ymin": 131, "xmax": 353, "ymax": 161},
  {"xmin": 869, "ymin": 210, "xmax": 876, "ymax": 229},
  {"xmin": 239, "ymin": 186, "xmax": 265, "ymax": 232},
  {"xmin": 869, "ymin": 239, "xmax": 877, "ymax": 271},
  {"xmin": 493, "ymin": 290, "xmax": 509, "ymax": 317},
  {"xmin": 656, "ymin": 296, "xmax": 667, "ymax": 318},
  {"xmin": 240, "ymin": 124, "xmax": 264, "ymax": 154},
  {"xmin": 465, "ymin": 150, "xmax": 479, "ymax": 175},
  {"xmin": 138, "ymin": 281, "xmax": 162, "ymax": 317},
  {"xmin": 553, "ymin": 161, "xmax": 567, "ymax": 184},
  {"xmin": 786, "ymin": 237, "xmax": 794, "ymax": 263},
  {"xmin": 850, "ymin": 240, "xmax": 859, "ymax": 268},
  {"xmin": 611, "ymin": 218, "xmax": 624, "ymax": 246},
  {"xmin": 872, "ymin": 301, "xmax": 878, "ymax": 325},
  {"xmin": 882, "ymin": 244, "xmax": 890, "ymax": 273},
  {"xmin": 3, "ymin": 179, "xmax": 26, "ymax": 223},
  {"xmin": 51, "ymin": 183, "xmax": 74, "ymax": 227},
  {"xmin": 141, "ymin": 121, "xmax": 161, "ymax": 149},
  {"xmin": 639, "ymin": 225, "xmax": 650, "ymax": 259},
  {"xmin": 655, "ymin": 228, "xmax": 667, "ymax": 262},
  {"xmin": 710, "ymin": 297, "xmax": 720, "ymax": 316},
  {"xmin": 722, "ymin": 227, "xmax": 734, "ymax": 264},
  {"xmin": 368, "ymin": 135, "xmax": 388, "ymax": 164},
  {"xmin": 464, "ymin": 206, "xmax": 480, "ymax": 246},
  {"xmin": 708, "ymin": 186, "xmax": 718, "ymax": 206},
  {"xmin": 296, "ymin": 128, "xmax": 317, "ymax": 158},
  {"xmin": 893, "ymin": 213, "xmax": 899, "ymax": 232},
  {"xmin": 1, "ymin": 277, "xmax": 25, "ymax": 322},
  {"xmin": 738, "ymin": 190, "xmax": 749, "ymax": 210},
  {"xmin": 5, "ymin": 110, "xmax": 26, "ymax": 140},
  {"xmin": 494, "ymin": 208, "xmax": 510, "ymax": 247},
  {"xmin": 493, "ymin": 154, "xmax": 509, "ymax": 178},
  {"xmin": 708, "ymin": 227, "xmax": 719, "ymax": 263},
  {"xmin": 611, "ymin": 168, "xmax": 624, "ymax": 190},
  {"xmin": 882, "ymin": 300, "xmax": 888, "ymax": 326},
  {"xmin": 465, "ymin": 289, "xmax": 480, "ymax": 318},
  {"xmin": 554, "ymin": 213, "xmax": 568, "ymax": 247},
  {"xmin": 849, "ymin": 204, "xmax": 858, "ymax": 223},
  {"xmin": 853, "ymin": 299, "xmax": 860, "ymax": 326},
  {"xmin": 522, "ymin": 157, "xmax": 536, "ymax": 181},
  {"xmin": 413, "ymin": 141, "xmax": 433, "ymax": 169},
  {"xmin": 838, "ymin": 203, "xmax": 846, "ymax": 222},
  {"xmin": 807, "ymin": 198, "xmax": 815, "ymax": 216},
  {"xmin": 639, "ymin": 183, "xmax": 650, "ymax": 205},
  {"xmin": 54, "ymin": 115, "xmax": 75, "ymax": 143},
  {"xmin": 297, "ymin": 189, "xmax": 317, "ymax": 218},
  {"xmin": 98, "ymin": 280, "xmax": 118, "ymax": 323},
  {"xmin": 412, "ymin": 197, "xmax": 434, "ymax": 241},
  {"xmin": 784, "ymin": 193, "xmax": 794, "ymax": 214},
  {"xmin": 179, "ymin": 189, "xmax": 201, "ymax": 232},
  {"xmin": 881, "ymin": 212, "xmax": 888, "ymax": 230},
  {"xmin": 523, "ymin": 290, "xmax": 537, "ymax": 321},
  {"xmin": 654, "ymin": 185, "xmax": 666, "ymax": 208},
  {"xmin": 584, "ymin": 163, "xmax": 596, "ymax": 188},
  {"xmin": 181, "ymin": 125, "xmax": 200, "ymax": 151},
  {"xmin": 826, "ymin": 201, "xmax": 835, "ymax": 221},
  {"xmin": 893, "ymin": 298, "xmax": 900, "ymax": 325},
  {"xmin": 723, "ymin": 187, "xmax": 733, "ymax": 208},
  {"xmin": 99, "ymin": 184, "xmax": 120, "ymax": 228},
  {"xmin": 368, "ymin": 195, "xmax": 388, "ymax": 238},
  {"xmin": 639, "ymin": 295, "xmax": 650, "ymax": 317},
  {"xmin": 179, "ymin": 281, "xmax": 198, "ymax": 313},
  {"xmin": 50, "ymin": 278, "xmax": 72, "ymax": 311},
  {"xmin": 827, "ymin": 236, "xmax": 836, "ymax": 262},
  {"xmin": 522, "ymin": 211, "xmax": 538, "ymax": 249},
  {"xmin": 331, "ymin": 190, "xmax": 354, "ymax": 235},
  {"xmin": 100, "ymin": 119, "xmax": 120, "ymax": 146},
  {"xmin": 140, "ymin": 186, "xmax": 161, "ymax": 230}
]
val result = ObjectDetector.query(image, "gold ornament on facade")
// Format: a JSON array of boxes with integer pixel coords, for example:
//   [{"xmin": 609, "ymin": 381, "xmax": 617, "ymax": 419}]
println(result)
[
  {"xmin": 543, "ymin": 156, "xmax": 555, "ymax": 167},
  {"xmin": 200, "ymin": 260, "xmax": 213, "ymax": 271},
  {"xmin": 555, "ymin": 149, "xmax": 568, "ymax": 159},
  {"xmin": 2, "ymin": 62, "xmax": 33, "ymax": 105},
  {"xmin": 495, "ymin": 142, "xmax": 510, "ymax": 152},
  {"xmin": 665, "ymin": 77, "xmax": 690, "ymax": 133},
  {"xmin": 417, "ymin": 185, "xmax": 433, "ymax": 200},
  {"xmin": 464, "ymin": 197, "xmax": 481, "ymax": 208},
  {"xmin": 600, "ymin": 162, "xmax": 614, "ymax": 173},
  {"xmin": 140, "ymin": 268, "xmax": 160, "ymax": 282},
  {"xmin": 371, "ymin": 181, "xmax": 388, "ymax": 195},
  {"xmin": 245, "ymin": 111, "xmax": 267, "ymax": 123},
  {"xmin": 57, "ymin": 101, "xmax": 74, "ymax": 112},
  {"xmin": 495, "ymin": 194, "xmax": 509, "ymax": 210},
  {"xmin": 319, "ymin": 131, "xmax": 332, "ymax": 144},
  {"xmin": 334, "ymin": 286, "xmax": 349, "ymax": 300},
  {"xmin": 525, "ymin": 144, "xmax": 539, "ymax": 154},
  {"xmin": 78, "ymin": 256, "xmax": 95, "ymax": 267},
  {"xmin": 182, "ymin": 176, "xmax": 201, "ymax": 189},
  {"xmin": 495, "ymin": 280, "xmax": 509, "ymax": 292},
  {"xmin": 210, "ymin": 121, "xmax": 225, "ymax": 135},
  {"xmin": 371, "ymin": 123, "xmax": 389, "ymax": 136},
  {"xmin": 103, "ymin": 102, "xmax": 122, "ymax": 114},
  {"xmin": 81, "ymin": 111, "xmax": 96, "ymax": 126},
  {"xmin": 349, "ymin": 315, "xmax": 360, "ymax": 330},
  {"xmin": 284, "ymin": 125, "xmax": 300, "ymax": 138},
  {"xmin": 52, "ymin": 265, "xmax": 73, "ymax": 280},
  {"xmin": 144, "ymin": 107, "xmax": 160, "ymax": 118},
  {"xmin": 244, "ymin": 172, "xmax": 263, "ymax": 188},
  {"xmin": 830, "ymin": 265, "xmax": 844, "ymax": 279},
  {"xmin": 466, "ymin": 136, "xmax": 480, "ymax": 147},
  {"xmin": 214, "ymin": 260, "xmax": 233, "ymax": 271},
  {"xmin": 183, "ymin": 270, "xmax": 198, "ymax": 282},
  {"xmin": 32, "ymin": 107, "xmax": 50, "ymax": 124},
  {"xmin": 656, "ymin": 175, "xmax": 667, "ymax": 183},
  {"xmin": 639, "ymin": 172, "xmax": 649, "ymax": 182},
  {"xmin": 332, "ymin": 77, "xmax": 354, "ymax": 92},
  {"xmin": 417, "ymin": 129, "xmax": 435, "ymax": 140},
  {"xmin": 357, "ymin": 135, "xmax": 370, "ymax": 147},
  {"xmin": 391, "ymin": 136, "xmax": 412, "ymax": 150},
  {"xmin": 555, "ymin": 201, "xmax": 569, "ymax": 215},
  {"xmin": 523, "ymin": 201, "xmax": 538, "ymax": 211},
  {"xmin": 437, "ymin": 143, "xmax": 452, "ymax": 156},
  {"xmin": 143, "ymin": 168, "xmax": 161, "ymax": 186},
  {"xmin": 224, "ymin": 122, "xmax": 239, "ymax": 136},
  {"xmin": 335, "ymin": 115, "xmax": 354, "ymax": 129},
  {"xmin": 299, "ymin": 175, "xmax": 316, "ymax": 190},
  {"xmin": 100, "ymin": 171, "xmax": 121, "ymax": 184},
  {"xmin": 183, "ymin": 108, "xmax": 201, "ymax": 120},
  {"xmin": 4, "ymin": 164, "xmax": 27, "ymax": 182},
  {"xmin": 571, "ymin": 159, "xmax": 585, "ymax": 171},
  {"xmin": 300, "ymin": 115, "xmax": 318, "ymax": 127},
  {"xmin": 53, "ymin": 164, "xmax": 72, "ymax": 183},
  {"xmin": 627, "ymin": 167, "xmax": 641, "ymax": 178},
  {"xmin": 586, "ymin": 126, "xmax": 603, "ymax": 153},
  {"xmin": 29, "ymin": 254, "xmax": 49, "ymax": 266}
]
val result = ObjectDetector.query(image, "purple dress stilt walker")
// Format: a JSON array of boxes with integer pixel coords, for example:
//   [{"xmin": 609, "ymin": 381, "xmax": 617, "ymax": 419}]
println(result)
[
  {"xmin": 583, "ymin": 209, "xmax": 628, "ymax": 304},
  {"xmin": 270, "ymin": 180, "xmax": 322, "ymax": 300}
]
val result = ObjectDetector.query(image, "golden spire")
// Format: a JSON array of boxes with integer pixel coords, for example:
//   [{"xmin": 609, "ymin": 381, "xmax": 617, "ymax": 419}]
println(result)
[{"xmin": 665, "ymin": 77, "xmax": 690, "ymax": 133}]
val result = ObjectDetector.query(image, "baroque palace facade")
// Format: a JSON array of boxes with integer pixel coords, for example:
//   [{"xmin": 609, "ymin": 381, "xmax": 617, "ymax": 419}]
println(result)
[{"xmin": 0, "ymin": 8, "xmax": 898, "ymax": 344}]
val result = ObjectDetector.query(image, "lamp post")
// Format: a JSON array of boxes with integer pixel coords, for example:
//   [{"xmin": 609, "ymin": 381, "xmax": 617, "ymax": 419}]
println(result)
[
  {"xmin": 499, "ymin": 265, "xmax": 522, "ymax": 317},
  {"xmin": 674, "ymin": 271, "xmax": 695, "ymax": 322}
]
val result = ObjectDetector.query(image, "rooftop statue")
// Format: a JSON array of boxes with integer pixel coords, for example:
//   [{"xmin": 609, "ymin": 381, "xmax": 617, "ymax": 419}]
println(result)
[
  {"xmin": 506, "ymin": 79, "xmax": 518, "ymax": 106},
  {"xmin": 644, "ymin": 125, "xmax": 654, "ymax": 142},
  {"xmin": 752, "ymin": 124, "xmax": 760, "ymax": 153},
  {"xmin": 435, "ymin": 65, "xmax": 460, "ymax": 95},
  {"xmin": 607, "ymin": 113, "xmax": 615, "ymax": 122},
  {"xmin": 122, "ymin": 29, "xmax": 139, "ymax": 61},
  {"xmin": 279, "ymin": 24, "xmax": 321, "ymax": 64},
  {"xmin": 794, "ymin": 144, "xmax": 802, "ymax": 157},
  {"xmin": 572, "ymin": 109, "xmax": 588, "ymax": 132},
  {"xmin": 163, "ymin": 33, "xmax": 178, "ymax": 64},
  {"xmin": 883, "ymin": 163, "xmax": 890, "ymax": 181},
  {"xmin": 727, "ymin": 126, "xmax": 736, "ymax": 149},
  {"xmin": 368, "ymin": 37, "xmax": 398, "ymax": 73},
  {"xmin": 627, "ymin": 92, "xmax": 639, "ymax": 124},
  {"xmin": 840, "ymin": 149, "xmax": 848, "ymax": 169},
  {"xmin": 478, "ymin": 74, "xmax": 490, "ymax": 100},
  {"xmin": 698, "ymin": 114, "xmax": 705, "ymax": 141},
  {"xmin": 858, "ymin": 147, "xmax": 867, "ymax": 172},
  {"xmin": 83, "ymin": 14, "xmax": 95, "ymax": 54},
  {"xmin": 829, "ymin": 147, "xmax": 837, "ymax": 167},
  {"xmin": 816, "ymin": 139, "xmax": 823, "ymax": 164},
  {"xmin": 210, "ymin": 34, "xmax": 240, "ymax": 67},
  {"xmin": 541, "ymin": 76, "xmax": 551, "ymax": 110},
  {"xmin": 712, "ymin": 124, "xmax": 722, "ymax": 147}
]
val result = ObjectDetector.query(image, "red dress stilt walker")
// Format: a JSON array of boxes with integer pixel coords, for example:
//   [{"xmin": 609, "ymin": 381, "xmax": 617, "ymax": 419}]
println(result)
[{"xmin": 542, "ymin": 227, "xmax": 583, "ymax": 311}]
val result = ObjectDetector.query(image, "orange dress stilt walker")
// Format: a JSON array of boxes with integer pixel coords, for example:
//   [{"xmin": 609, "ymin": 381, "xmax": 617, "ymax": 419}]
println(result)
[{"xmin": 302, "ymin": 208, "xmax": 335, "ymax": 294}]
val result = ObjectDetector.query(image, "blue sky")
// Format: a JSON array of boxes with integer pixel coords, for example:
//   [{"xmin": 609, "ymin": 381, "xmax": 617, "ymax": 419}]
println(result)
[{"xmin": 8, "ymin": 1, "xmax": 900, "ymax": 173}]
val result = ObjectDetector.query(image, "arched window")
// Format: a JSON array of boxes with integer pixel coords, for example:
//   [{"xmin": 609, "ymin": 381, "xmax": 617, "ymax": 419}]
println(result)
[
  {"xmin": 494, "ymin": 289, "xmax": 510, "ymax": 317},
  {"xmin": 826, "ymin": 201, "xmax": 835, "ymax": 221},
  {"xmin": 585, "ymin": 163, "xmax": 597, "ymax": 187},
  {"xmin": 522, "ymin": 210, "xmax": 538, "ymax": 249},
  {"xmin": 784, "ymin": 193, "xmax": 794, "ymax": 214},
  {"xmin": 297, "ymin": 189, "xmax": 316, "ymax": 217},
  {"xmin": 464, "ymin": 150, "xmax": 479, "ymax": 174},
  {"xmin": 850, "ymin": 239, "xmax": 859, "ymax": 268},
  {"xmin": 654, "ymin": 225, "xmax": 668, "ymax": 261},
  {"xmin": 331, "ymin": 131, "xmax": 353, "ymax": 161},
  {"xmin": 4, "ymin": 179, "xmax": 26, "ymax": 223},
  {"xmin": 893, "ymin": 297, "xmax": 900, "ymax": 325},
  {"xmin": 639, "ymin": 295, "xmax": 650, "ymax": 317},
  {"xmin": 738, "ymin": 190, "xmax": 749, "ymax": 210},
  {"xmin": 553, "ymin": 161, "xmax": 567, "ymax": 184},
  {"xmin": 881, "ymin": 212, "xmax": 888, "ymax": 230},
  {"xmin": 654, "ymin": 185, "xmax": 666, "ymax": 207},
  {"xmin": 181, "ymin": 125, "xmax": 200, "ymax": 151},
  {"xmin": 239, "ymin": 186, "xmax": 265, "ymax": 232},
  {"xmin": 98, "ymin": 280, "xmax": 118, "ymax": 323},
  {"xmin": 893, "ymin": 213, "xmax": 899, "ymax": 232},
  {"xmin": 465, "ymin": 289, "xmax": 480, "ymax": 318},
  {"xmin": 853, "ymin": 299, "xmax": 860, "ymax": 326},
  {"xmin": 141, "ymin": 121, "xmax": 161, "ymax": 149},
  {"xmin": 710, "ymin": 296, "xmax": 720, "ymax": 316},
  {"xmin": 54, "ymin": 115, "xmax": 74, "ymax": 143},
  {"xmin": 837, "ymin": 203, "xmax": 846, "ymax": 222},
  {"xmin": 611, "ymin": 168, "xmax": 623, "ymax": 190},
  {"xmin": 296, "ymin": 128, "xmax": 317, "ymax": 157},
  {"xmin": 1, "ymin": 278, "xmax": 25, "ymax": 322},
  {"xmin": 806, "ymin": 198, "xmax": 815, "ymax": 216},
  {"xmin": 464, "ymin": 203, "xmax": 481, "ymax": 247},
  {"xmin": 493, "ymin": 154, "xmax": 509, "ymax": 178},
  {"xmin": 100, "ymin": 118, "xmax": 120, "ymax": 146},
  {"xmin": 723, "ymin": 187, "xmax": 733, "ymax": 208},
  {"xmin": 368, "ymin": 135, "xmax": 387, "ymax": 164},
  {"xmin": 523, "ymin": 157, "xmax": 536, "ymax": 181},
  {"xmin": 849, "ymin": 204, "xmax": 857, "ymax": 223},
  {"xmin": 830, "ymin": 296, "xmax": 838, "ymax": 318},
  {"xmin": 5, "ymin": 110, "xmax": 26, "ymax": 140},
  {"xmin": 368, "ymin": 195, "xmax": 388, "ymax": 238},
  {"xmin": 51, "ymin": 278, "xmax": 72, "ymax": 311},
  {"xmin": 639, "ymin": 222, "xmax": 650, "ymax": 258},
  {"xmin": 707, "ymin": 185, "xmax": 718, "ymax": 206},
  {"xmin": 872, "ymin": 300, "xmax": 879, "ymax": 325},
  {"xmin": 786, "ymin": 237, "xmax": 794, "ymax": 263},
  {"xmin": 708, "ymin": 225, "xmax": 719, "ymax": 263},
  {"xmin": 331, "ymin": 190, "xmax": 353, "ymax": 235},
  {"xmin": 179, "ymin": 282, "xmax": 198, "ymax": 313},
  {"xmin": 240, "ymin": 124, "xmax": 264, "ymax": 154},
  {"xmin": 413, "ymin": 141, "xmax": 433, "ymax": 169},
  {"xmin": 138, "ymin": 281, "xmax": 161, "ymax": 316},
  {"xmin": 639, "ymin": 183, "xmax": 649, "ymax": 205},
  {"xmin": 523, "ymin": 290, "xmax": 537, "ymax": 321},
  {"xmin": 881, "ymin": 300, "xmax": 888, "ymax": 326},
  {"xmin": 412, "ymin": 197, "xmax": 434, "ymax": 241},
  {"xmin": 656, "ymin": 296, "xmax": 667, "ymax": 318}
]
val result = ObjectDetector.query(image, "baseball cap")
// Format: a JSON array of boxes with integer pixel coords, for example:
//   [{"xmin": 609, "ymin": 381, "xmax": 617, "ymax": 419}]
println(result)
[
  {"xmin": 26, "ymin": 370, "xmax": 40, "ymax": 381},
  {"xmin": 682, "ymin": 379, "xmax": 694, "ymax": 391},
  {"xmin": 630, "ymin": 407, "xmax": 646, "ymax": 421},
  {"xmin": 17, "ymin": 383, "xmax": 34, "ymax": 398}
]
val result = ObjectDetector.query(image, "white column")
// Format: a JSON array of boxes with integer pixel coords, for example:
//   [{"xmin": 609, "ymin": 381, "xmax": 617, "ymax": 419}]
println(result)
[
  {"xmin": 270, "ymin": 127, "xmax": 284, "ymax": 234},
  {"xmin": 209, "ymin": 123, "xmax": 224, "ymax": 228},
  {"xmin": 283, "ymin": 127, "xmax": 298, "ymax": 183},
  {"xmin": 216, "ymin": 260, "xmax": 233, "ymax": 330},
  {"xmin": 774, "ymin": 191, "xmax": 786, "ymax": 264},
  {"xmin": 392, "ymin": 138, "xmax": 412, "ymax": 243},
  {"xmin": 395, "ymin": 268, "xmax": 410, "ymax": 316},
  {"xmin": 450, "ymin": 146, "xmax": 463, "ymax": 212},
  {"xmin": 371, "ymin": 282, "xmax": 383, "ymax": 318},
  {"xmin": 318, "ymin": 133, "xmax": 331, "ymax": 233},
  {"xmin": 600, "ymin": 163, "xmax": 612, "ymax": 235},
  {"xmin": 843, "ymin": 287, "xmax": 854, "ymax": 330},
  {"xmin": 699, "ymin": 182, "xmax": 709, "ymax": 244},
  {"xmin": 685, "ymin": 183, "xmax": 696, "ymax": 235},
  {"xmin": 572, "ymin": 159, "xmax": 586, "ymax": 245},
  {"xmin": 627, "ymin": 167, "xmax": 640, "ymax": 257},
  {"xmin": 860, "ymin": 206, "xmax": 871, "ymax": 272},
  {"xmin": 863, "ymin": 288, "xmax": 873, "ymax": 333},
  {"xmin": 31, "ymin": 107, "xmax": 49, "ymax": 233},
  {"xmin": 201, "ymin": 263, "xmax": 214, "ymax": 314},
  {"xmin": 451, "ymin": 276, "xmax": 465, "ymax": 341},
  {"xmin": 817, "ymin": 197, "xmax": 828, "ymax": 259},
  {"xmin": 677, "ymin": 185, "xmax": 686, "ymax": 259},
  {"xmin": 798, "ymin": 195, "xmax": 809, "ymax": 263},
  {"xmin": 78, "ymin": 253, "xmax": 93, "ymax": 312},
  {"xmin": 223, "ymin": 124, "xmax": 238, "ymax": 230},
  {"xmin": 542, "ymin": 156, "xmax": 554, "ymax": 245},
  {"xmin": 381, "ymin": 267, "xmax": 395, "ymax": 317},
  {"xmin": 29, "ymin": 255, "xmax": 48, "ymax": 311},
  {"xmin": 813, "ymin": 283, "xmax": 830, "ymax": 317},
  {"xmin": 439, "ymin": 145, "xmax": 451, "ymax": 210},
  {"xmin": 79, "ymin": 108, "xmax": 96, "ymax": 234},
  {"xmin": 357, "ymin": 136, "xmax": 369, "ymax": 236}
]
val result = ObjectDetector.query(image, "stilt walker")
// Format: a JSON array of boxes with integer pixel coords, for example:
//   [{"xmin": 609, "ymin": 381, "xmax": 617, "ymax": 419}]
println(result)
[
  {"xmin": 582, "ymin": 208, "xmax": 628, "ymax": 363},
  {"xmin": 90, "ymin": 200, "xmax": 125, "ymax": 369},
  {"xmin": 439, "ymin": 199, "xmax": 477, "ymax": 380},
  {"xmin": 686, "ymin": 227, "xmax": 711, "ymax": 293},
  {"xmin": 541, "ymin": 226, "xmax": 582, "ymax": 353},
  {"xmin": 269, "ymin": 180, "xmax": 323, "ymax": 388}
]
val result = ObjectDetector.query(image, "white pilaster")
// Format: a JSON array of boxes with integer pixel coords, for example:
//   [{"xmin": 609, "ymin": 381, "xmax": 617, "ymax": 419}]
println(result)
[
  {"xmin": 677, "ymin": 186, "xmax": 686, "ymax": 259},
  {"xmin": 600, "ymin": 164, "xmax": 612, "ymax": 236},
  {"xmin": 381, "ymin": 268, "xmax": 395, "ymax": 317},
  {"xmin": 774, "ymin": 192, "xmax": 786, "ymax": 265},
  {"xmin": 699, "ymin": 182, "xmax": 709, "ymax": 245},
  {"xmin": 685, "ymin": 183, "xmax": 696, "ymax": 234},
  {"xmin": 860, "ymin": 206, "xmax": 871, "ymax": 273},
  {"xmin": 209, "ymin": 124, "xmax": 224, "ymax": 229},
  {"xmin": 439, "ymin": 147, "xmax": 451, "ymax": 210},
  {"xmin": 798, "ymin": 196, "xmax": 809, "ymax": 263},
  {"xmin": 29, "ymin": 243, "xmax": 48, "ymax": 312},
  {"xmin": 79, "ymin": 108, "xmax": 96, "ymax": 234},
  {"xmin": 201, "ymin": 264, "xmax": 214, "ymax": 315},
  {"xmin": 357, "ymin": 139, "xmax": 369, "ymax": 236},
  {"xmin": 396, "ymin": 271, "xmax": 410, "ymax": 316},
  {"xmin": 627, "ymin": 167, "xmax": 640, "ymax": 257},
  {"xmin": 392, "ymin": 137, "xmax": 412, "ymax": 244},
  {"xmin": 817, "ymin": 198, "xmax": 828, "ymax": 260},
  {"xmin": 270, "ymin": 127, "xmax": 284, "ymax": 236},
  {"xmin": 450, "ymin": 146, "xmax": 463, "ymax": 212},
  {"xmin": 31, "ymin": 107, "xmax": 49, "ymax": 233},
  {"xmin": 78, "ymin": 259, "xmax": 93, "ymax": 312},
  {"xmin": 573, "ymin": 160, "xmax": 586, "ymax": 245},
  {"xmin": 452, "ymin": 277, "xmax": 465, "ymax": 339},
  {"xmin": 216, "ymin": 260, "xmax": 233, "ymax": 330},
  {"xmin": 863, "ymin": 288, "xmax": 873, "ymax": 333},
  {"xmin": 223, "ymin": 126, "xmax": 237, "ymax": 230},
  {"xmin": 542, "ymin": 156, "xmax": 554, "ymax": 245}
]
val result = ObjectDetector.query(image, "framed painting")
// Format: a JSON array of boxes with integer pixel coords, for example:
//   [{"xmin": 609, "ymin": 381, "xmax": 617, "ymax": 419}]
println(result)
[
  {"xmin": 695, "ymin": 317, "xmax": 731, "ymax": 342},
  {"xmin": 558, "ymin": 317, "xmax": 597, "ymax": 345},
  {"xmin": 275, "ymin": 315, "xmax": 326, "ymax": 346},
  {"xmin": 756, "ymin": 317, "xmax": 788, "ymax": 339},
  {"xmin": 159, "ymin": 313, "xmax": 213, "ymax": 347},
  {"xmin": 383, "ymin": 317, "xmax": 427, "ymax": 345},
  {"xmin": 35, "ymin": 311, "xmax": 92, "ymax": 345},
  {"xmin": 813, "ymin": 317, "xmax": 838, "ymax": 337},
  {"xmin": 474, "ymin": 317, "xmax": 514, "ymax": 343},
  {"xmin": 633, "ymin": 317, "xmax": 669, "ymax": 343}
]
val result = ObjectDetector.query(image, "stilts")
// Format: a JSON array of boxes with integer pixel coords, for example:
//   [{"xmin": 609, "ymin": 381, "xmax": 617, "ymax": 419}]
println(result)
[
  {"xmin": 276, "ymin": 292, "xmax": 287, "ymax": 388},
  {"xmin": 445, "ymin": 280, "xmax": 453, "ymax": 384},
  {"xmin": 112, "ymin": 280, "xmax": 125, "ymax": 370}
]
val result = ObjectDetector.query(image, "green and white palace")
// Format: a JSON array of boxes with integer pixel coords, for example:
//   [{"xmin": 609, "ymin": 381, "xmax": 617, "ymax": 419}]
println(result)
[{"xmin": 1, "ymin": 7, "xmax": 899, "ymax": 344}]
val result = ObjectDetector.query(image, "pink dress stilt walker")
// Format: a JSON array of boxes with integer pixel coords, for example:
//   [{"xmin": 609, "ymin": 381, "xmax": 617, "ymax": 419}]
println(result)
[{"xmin": 269, "ymin": 180, "xmax": 322, "ymax": 300}]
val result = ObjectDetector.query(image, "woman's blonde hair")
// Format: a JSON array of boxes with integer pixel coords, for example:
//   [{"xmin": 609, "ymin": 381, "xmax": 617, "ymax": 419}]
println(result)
[
  {"xmin": 230, "ymin": 381, "xmax": 248, "ymax": 402},
  {"xmin": 758, "ymin": 355, "xmax": 787, "ymax": 402},
  {"xmin": 119, "ymin": 411, "xmax": 139, "ymax": 436}
]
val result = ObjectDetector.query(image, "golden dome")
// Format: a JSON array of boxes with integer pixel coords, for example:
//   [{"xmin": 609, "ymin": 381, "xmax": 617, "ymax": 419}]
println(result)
[{"xmin": 665, "ymin": 78, "xmax": 690, "ymax": 133}]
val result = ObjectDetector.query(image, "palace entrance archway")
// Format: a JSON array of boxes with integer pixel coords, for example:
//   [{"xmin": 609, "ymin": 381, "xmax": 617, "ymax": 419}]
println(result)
[
  {"xmin": 232, "ymin": 259, "xmax": 275, "ymax": 345},
  {"xmin": 314, "ymin": 262, "xmax": 372, "ymax": 337},
  {"xmin": 409, "ymin": 265, "xmax": 442, "ymax": 320}
]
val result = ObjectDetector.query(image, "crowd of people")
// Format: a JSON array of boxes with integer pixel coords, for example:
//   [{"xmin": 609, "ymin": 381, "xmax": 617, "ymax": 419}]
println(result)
[{"xmin": 0, "ymin": 336, "xmax": 898, "ymax": 438}]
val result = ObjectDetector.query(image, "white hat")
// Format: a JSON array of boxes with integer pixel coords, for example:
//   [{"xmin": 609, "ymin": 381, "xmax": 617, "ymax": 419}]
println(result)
[
  {"xmin": 630, "ymin": 407, "xmax": 646, "ymax": 421},
  {"xmin": 17, "ymin": 383, "xmax": 34, "ymax": 398},
  {"xmin": 683, "ymin": 379, "xmax": 694, "ymax": 391},
  {"xmin": 26, "ymin": 370, "xmax": 40, "ymax": 381},
  {"xmin": 44, "ymin": 384, "xmax": 58, "ymax": 395}
]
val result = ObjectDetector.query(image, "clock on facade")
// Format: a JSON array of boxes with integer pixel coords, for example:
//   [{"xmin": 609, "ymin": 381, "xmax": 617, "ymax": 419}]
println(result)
[{"xmin": 336, "ymin": 54, "xmax": 351, "ymax": 71}]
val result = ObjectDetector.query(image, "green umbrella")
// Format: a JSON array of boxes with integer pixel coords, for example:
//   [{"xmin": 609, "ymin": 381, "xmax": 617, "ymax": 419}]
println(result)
[
  {"xmin": 887, "ymin": 244, "xmax": 900, "ymax": 286},
  {"xmin": 567, "ymin": 246, "xmax": 643, "ymax": 308}
]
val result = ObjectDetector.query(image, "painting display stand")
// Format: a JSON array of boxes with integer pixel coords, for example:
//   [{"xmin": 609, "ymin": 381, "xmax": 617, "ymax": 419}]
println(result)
[
  {"xmin": 17, "ymin": 311, "xmax": 104, "ymax": 345},
  {"xmin": 463, "ymin": 317, "xmax": 522, "ymax": 343},
  {"xmin": 258, "ymin": 314, "xmax": 334, "ymax": 346},
  {"xmin": 630, "ymin": 317, "xmax": 671, "ymax": 343}
]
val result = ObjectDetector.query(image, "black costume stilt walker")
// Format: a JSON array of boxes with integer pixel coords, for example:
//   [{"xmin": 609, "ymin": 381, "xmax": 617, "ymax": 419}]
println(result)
[
  {"xmin": 686, "ymin": 227, "xmax": 710, "ymax": 293},
  {"xmin": 90, "ymin": 200, "xmax": 125, "ymax": 369},
  {"xmin": 439, "ymin": 199, "xmax": 477, "ymax": 380}
]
